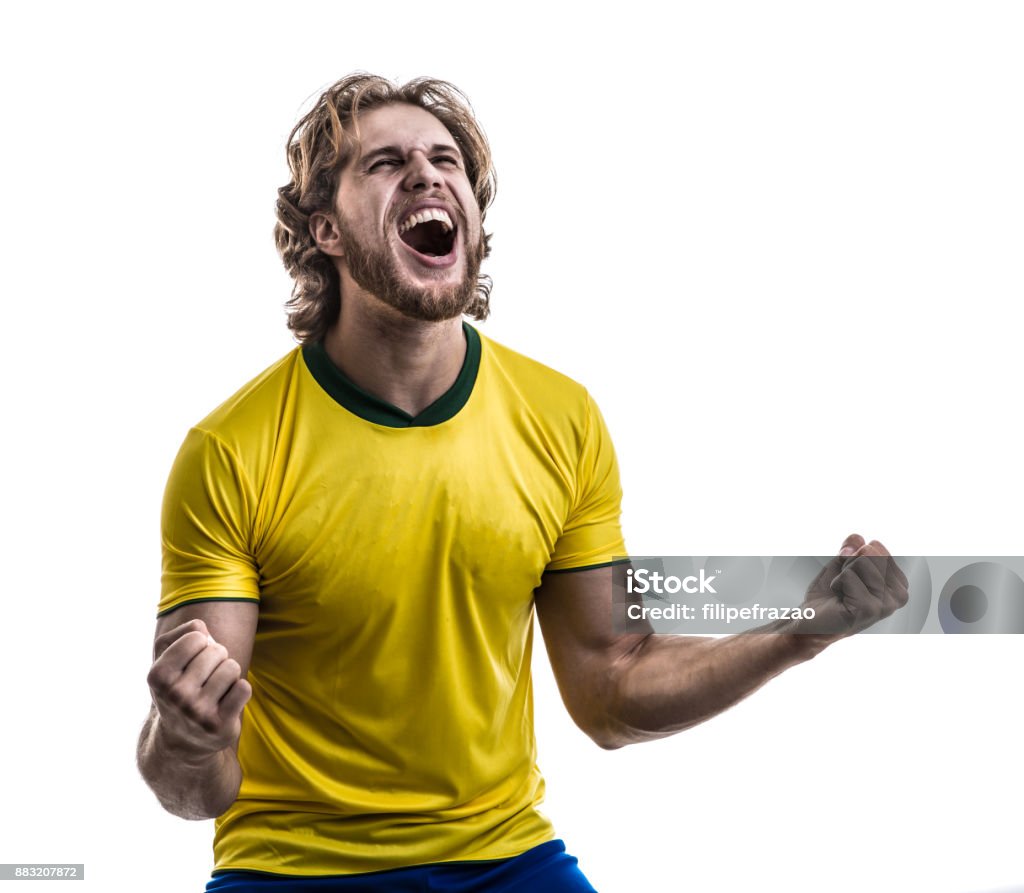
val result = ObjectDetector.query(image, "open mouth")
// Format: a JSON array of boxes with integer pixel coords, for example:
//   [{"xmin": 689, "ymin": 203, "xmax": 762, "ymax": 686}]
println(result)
[{"xmin": 398, "ymin": 208, "xmax": 457, "ymax": 258}]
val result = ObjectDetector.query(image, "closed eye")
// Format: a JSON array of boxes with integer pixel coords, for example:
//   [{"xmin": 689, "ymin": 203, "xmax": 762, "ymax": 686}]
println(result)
[{"xmin": 365, "ymin": 152, "xmax": 462, "ymax": 173}]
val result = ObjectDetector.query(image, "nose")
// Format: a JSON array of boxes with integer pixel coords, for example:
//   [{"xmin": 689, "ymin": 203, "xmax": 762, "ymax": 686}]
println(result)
[{"xmin": 402, "ymin": 151, "xmax": 442, "ymax": 192}]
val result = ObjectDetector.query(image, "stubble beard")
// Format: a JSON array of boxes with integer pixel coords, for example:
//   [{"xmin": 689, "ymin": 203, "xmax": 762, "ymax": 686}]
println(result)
[{"xmin": 337, "ymin": 214, "xmax": 483, "ymax": 323}]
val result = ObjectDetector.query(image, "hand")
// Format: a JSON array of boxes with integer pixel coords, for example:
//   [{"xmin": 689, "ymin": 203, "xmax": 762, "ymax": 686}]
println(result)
[
  {"xmin": 146, "ymin": 618, "xmax": 252, "ymax": 760},
  {"xmin": 796, "ymin": 534, "xmax": 910, "ymax": 641}
]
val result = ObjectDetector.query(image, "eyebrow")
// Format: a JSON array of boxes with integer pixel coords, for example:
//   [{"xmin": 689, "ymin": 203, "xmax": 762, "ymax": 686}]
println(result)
[{"xmin": 360, "ymin": 143, "xmax": 463, "ymax": 167}]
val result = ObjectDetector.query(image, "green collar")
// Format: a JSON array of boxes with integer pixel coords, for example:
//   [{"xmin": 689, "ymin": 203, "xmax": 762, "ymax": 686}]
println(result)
[{"xmin": 302, "ymin": 322, "xmax": 481, "ymax": 428}]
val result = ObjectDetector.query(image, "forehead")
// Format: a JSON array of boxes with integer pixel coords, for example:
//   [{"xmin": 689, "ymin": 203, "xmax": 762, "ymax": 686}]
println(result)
[{"xmin": 353, "ymin": 103, "xmax": 459, "ymax": 156}]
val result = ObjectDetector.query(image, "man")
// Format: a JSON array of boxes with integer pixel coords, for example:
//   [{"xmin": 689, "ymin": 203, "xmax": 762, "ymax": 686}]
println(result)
[{"xmin": 137, "ymin": 74, "xmax": 908, "ymax": 892}]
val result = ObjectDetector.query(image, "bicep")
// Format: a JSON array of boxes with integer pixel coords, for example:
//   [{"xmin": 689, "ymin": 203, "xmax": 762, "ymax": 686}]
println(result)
[
  {"xmin": 534, "ymin": 566, "xmax": 649, "ymax": 740},
  {"xmin": 152, "ymin": 600, "xmax": 259, "ymax": 678}
]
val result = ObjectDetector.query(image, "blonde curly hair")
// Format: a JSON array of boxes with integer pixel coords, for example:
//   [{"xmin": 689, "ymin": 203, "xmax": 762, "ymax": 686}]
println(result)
[{"xmin": 274, "ymin": 74, "xmax": 496, "ymax": 344}]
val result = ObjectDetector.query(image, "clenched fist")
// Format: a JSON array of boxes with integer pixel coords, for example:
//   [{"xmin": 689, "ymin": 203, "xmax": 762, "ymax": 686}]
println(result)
[
  {"xmin": 796, "ymin": 534, "xmax": 910, "ymax": 640},
  {"xmin": 146, "ymin": 618, "xmax": 252, "ymax": 759}
]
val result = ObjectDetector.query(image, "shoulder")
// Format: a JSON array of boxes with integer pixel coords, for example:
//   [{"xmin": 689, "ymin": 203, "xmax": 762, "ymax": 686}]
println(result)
[
  {"xmin": 167, "ymin": 347, "xmax": 307, "ymax": 488},
  {"xmin": 191, "ymin": 347, "xmax": 306, "ymax": 444},
  {"xmin": 477, "ymin": 330, "xmax": 593, "ymax": 418}
]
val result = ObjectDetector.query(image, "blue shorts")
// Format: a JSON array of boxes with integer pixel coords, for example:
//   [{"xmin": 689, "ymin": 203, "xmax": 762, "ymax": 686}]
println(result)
[{"xmin": 205, "ymin": 840, "xmax": 597, "ymax": 892}]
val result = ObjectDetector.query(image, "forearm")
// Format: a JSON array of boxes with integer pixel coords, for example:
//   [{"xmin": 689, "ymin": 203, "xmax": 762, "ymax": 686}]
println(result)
[
  {"xmin": 136, "ymin": 710, "xmax": 242, "ymax": 820},
  {"xmin": 540, "ymin": 539, "xmax": 908, "ymax": 750},
  {"xmin": 600, "ymin": 626, "xmax": 822, "ymax": 748}
]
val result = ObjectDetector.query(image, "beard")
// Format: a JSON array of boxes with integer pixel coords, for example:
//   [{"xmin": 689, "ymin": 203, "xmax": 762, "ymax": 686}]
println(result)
[{"xmin": 336, "ymin": 212, "xmax": 483, "ymax": 323}]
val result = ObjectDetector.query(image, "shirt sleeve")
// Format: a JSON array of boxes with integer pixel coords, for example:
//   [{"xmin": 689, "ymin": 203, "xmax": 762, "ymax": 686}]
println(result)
[
  {"xmin": 158, "ymin": 427, "xmax": 261, "ymax": 616},
  {"xmin": 544, "ymin": 392, "xmax": 628, "ymax": 573}
]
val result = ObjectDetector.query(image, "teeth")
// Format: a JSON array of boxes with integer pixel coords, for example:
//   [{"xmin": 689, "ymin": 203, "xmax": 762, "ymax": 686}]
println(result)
[{"xmin": 399, "ymin": 207, "xmax": 454, "ymax": 235}]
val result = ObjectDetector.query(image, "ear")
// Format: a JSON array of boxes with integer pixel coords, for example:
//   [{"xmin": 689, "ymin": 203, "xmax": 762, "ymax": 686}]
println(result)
[{"xmin": 309, "ymin": 211, "xmax": 345, "ymax": 259}]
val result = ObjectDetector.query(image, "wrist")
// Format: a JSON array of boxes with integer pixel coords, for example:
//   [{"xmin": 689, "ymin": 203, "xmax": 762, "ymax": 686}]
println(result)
[
  {"xmin": 785, "ymin": 628, "xmax": 838, "ymax": 661},
  {"xmin": 766, "ymin": 617, "xmax": 836, "ymax": 662}
]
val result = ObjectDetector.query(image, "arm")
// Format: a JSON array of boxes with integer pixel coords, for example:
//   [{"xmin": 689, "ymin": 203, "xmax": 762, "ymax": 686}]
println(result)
[
  {"xmin": 534, "ymin": 535, "xmax": 908, "ymax": 750},
  {"xmin": 137, "ymin": 600, "xmax": 259, "ymax": 819}
]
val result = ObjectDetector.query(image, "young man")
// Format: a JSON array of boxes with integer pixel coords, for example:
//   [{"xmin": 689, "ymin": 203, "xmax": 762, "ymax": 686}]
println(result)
[{"xmin": 138, "ymin": 74, "xmax": 908, "ymax": 892}]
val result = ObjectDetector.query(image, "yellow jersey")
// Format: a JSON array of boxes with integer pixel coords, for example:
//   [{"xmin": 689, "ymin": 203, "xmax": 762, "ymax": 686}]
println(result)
[{"xmin": 159, "ymin": 323, "xmax": 626, "ymax": 876}]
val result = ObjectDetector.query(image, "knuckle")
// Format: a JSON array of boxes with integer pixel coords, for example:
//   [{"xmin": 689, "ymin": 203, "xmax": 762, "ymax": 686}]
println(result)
[
  {"xmin": 146, "ymin": 664, "xmax": 168, "ymax": 690},
  {"xmin": 149, "ymin": 665, "xmax": 183, "ymax": 696},
  {"xmin": 166, "ymin": 683, "xmax": 193, "ymax": 711}
]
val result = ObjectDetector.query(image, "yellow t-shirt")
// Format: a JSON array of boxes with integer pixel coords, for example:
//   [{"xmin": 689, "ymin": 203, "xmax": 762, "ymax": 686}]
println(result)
[{"xmin": 159, "ymin": 323, "xmax": 626, "ymax": 876}]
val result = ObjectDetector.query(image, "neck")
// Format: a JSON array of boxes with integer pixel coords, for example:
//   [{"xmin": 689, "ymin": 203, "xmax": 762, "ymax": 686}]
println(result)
[{"xmin": 322, "ymin": 288, "xmax": 467, "ymax": 418}]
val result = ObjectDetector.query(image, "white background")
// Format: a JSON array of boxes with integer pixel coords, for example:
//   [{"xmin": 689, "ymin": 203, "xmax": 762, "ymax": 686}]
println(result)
[{"xmin": 2, "ymin": 2, "xmax": 1022, "ymax": 891}]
